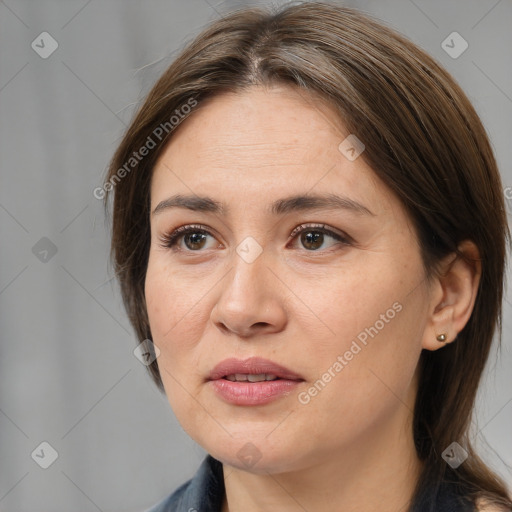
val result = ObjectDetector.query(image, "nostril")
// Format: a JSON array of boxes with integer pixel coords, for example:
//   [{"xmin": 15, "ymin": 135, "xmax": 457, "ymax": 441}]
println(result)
[{"xmin": 253, "ymin": 322, "xmax": 270, "ymax": 328}]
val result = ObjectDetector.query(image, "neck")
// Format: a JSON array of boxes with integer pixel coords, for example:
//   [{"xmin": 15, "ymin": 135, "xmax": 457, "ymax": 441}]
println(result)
[{"xmin": 221, "ymin": 401, "xmax": 422, "ymax": 512}]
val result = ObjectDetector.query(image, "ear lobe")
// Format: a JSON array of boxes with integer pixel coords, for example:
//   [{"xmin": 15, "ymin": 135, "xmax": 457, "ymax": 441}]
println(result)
[{"xmin": 421, "ymin": 241, "xmax": 481, "ymax": 351}]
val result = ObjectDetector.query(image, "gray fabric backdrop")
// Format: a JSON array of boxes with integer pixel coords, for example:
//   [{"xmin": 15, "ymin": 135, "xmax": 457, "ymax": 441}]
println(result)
[{"xmin": 1, "ymin": 0, "xmax": 511, "ymax": 510}]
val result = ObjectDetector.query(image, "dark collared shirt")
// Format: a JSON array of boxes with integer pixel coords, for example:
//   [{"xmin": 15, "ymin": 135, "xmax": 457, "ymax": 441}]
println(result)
[{"xmin": 145, "ymin": 455, "xmax": 475, "ymax": 512}]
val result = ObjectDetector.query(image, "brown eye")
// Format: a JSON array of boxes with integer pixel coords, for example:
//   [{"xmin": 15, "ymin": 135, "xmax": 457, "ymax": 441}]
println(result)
[
  {"xmin": 300, "ymin": 231, "xmax": 325, "ymax": 250},
  {"xmin": 183, "ymin": 232, "xmax": 208, "ymax": 250},
  {"xmin": 159, "ymin": 225, "xmax": 217, "ymax": 251},
  {"xmin": 290, "ymin": 224, "xmax": 351, "ymax": 251}
]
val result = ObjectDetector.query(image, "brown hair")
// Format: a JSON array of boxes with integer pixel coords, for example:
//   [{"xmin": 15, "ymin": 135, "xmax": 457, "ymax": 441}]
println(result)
[{"xmin": 105, "ymin": 2, "xmax": 511, "ymax": 509}]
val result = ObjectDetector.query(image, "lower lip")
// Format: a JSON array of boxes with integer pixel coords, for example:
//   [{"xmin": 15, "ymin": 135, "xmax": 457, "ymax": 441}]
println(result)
[{"xmin": 209, "ymin": 379, "xmax": 301, "ymax": 405}]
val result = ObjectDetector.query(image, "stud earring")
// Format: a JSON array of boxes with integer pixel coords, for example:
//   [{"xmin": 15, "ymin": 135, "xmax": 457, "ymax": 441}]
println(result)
[{"xmin": 436, "ymin": 334, "xmax": 447, "ymax": 342}]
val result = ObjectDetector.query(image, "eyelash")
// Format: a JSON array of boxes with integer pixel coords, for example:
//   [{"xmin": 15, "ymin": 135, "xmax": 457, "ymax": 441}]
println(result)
[{"xmin": 158, "ymin": 223, "xmax": 352, "ymax": 252}]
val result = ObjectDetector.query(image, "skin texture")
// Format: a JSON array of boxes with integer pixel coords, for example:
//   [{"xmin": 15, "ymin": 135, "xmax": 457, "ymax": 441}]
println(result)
[{"xmin": 145, "ymin": 86, "xmax": 481, "ymax": 512}]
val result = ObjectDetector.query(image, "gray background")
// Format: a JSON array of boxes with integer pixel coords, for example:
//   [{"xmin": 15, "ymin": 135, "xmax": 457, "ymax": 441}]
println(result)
[{"xmin": 0, "ymin": 0, "xmax": 511, "ymax": 510}]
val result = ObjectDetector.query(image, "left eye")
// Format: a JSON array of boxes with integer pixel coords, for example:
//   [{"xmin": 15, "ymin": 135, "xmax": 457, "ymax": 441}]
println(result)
[{"xmin": 289, "ymin": 224, "xmax": 350, "ymax": 251}]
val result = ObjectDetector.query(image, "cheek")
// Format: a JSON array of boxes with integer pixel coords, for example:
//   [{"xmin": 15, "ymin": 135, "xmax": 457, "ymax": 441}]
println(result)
[
  {"xmin": 145, "ymin": 255, "xmax": 204, "ymax": 364},
  {"xmin": 144, "ymin": 254, "xmax": 217, "ymax": 398},
  {"xmin": 299, "ymin": 259, "xmax": 419, "ymax": 351},
  {"xmin": 145, "ymin": 261, "xmax": 205, "ymax": 422},
  {"xmin": 300, "ymin": 259, "xmax": 426, "ymax": 395},
  {"xmin": 145, "ymin": 255, "xmax": 207, "ymax": 340},
  {"xmin": 301, "ymin": 271, "xmax": 426, "ymax": 424}
]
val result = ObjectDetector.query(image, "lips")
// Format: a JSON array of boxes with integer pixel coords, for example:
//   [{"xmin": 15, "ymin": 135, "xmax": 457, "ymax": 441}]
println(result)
[
  {"xmin": 208, "ymin": 357, "xmax": 303, "ymax": 382},
  {"xmin": 208, "ymin": 357, "xmax": 304, "ymax": 406}
]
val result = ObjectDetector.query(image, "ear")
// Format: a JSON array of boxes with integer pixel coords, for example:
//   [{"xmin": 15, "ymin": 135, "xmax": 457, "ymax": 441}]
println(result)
[{"xmin": 422, "ymin": 240, "xmax": 482, "ymax": 351}]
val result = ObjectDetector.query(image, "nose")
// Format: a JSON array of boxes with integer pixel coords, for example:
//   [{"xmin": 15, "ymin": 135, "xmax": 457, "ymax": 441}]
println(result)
[{"xmin": 210, "ymin": 249, "xmax": 287, "ymax": 338}]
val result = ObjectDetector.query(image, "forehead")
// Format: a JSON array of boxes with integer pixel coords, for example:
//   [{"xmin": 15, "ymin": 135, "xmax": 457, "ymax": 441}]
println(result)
[
  {"xmin": 163, "ymin": 86, "xmax": 343, "ymax": 158},
  {"xmin": 150, "ymin": 86, "xmax": 395, "ymax": 218}
]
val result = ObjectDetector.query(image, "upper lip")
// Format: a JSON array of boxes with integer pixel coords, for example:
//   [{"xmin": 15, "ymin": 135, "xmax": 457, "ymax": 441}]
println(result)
[{"xmin": 209, "ymin": 357, "xmax": 304, "ymax": 381}]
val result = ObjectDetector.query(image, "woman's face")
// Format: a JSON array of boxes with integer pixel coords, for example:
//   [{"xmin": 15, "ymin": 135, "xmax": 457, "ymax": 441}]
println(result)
[{"xmin": 145, "ymin": 86, "xmax": 434, "ymax": 473}]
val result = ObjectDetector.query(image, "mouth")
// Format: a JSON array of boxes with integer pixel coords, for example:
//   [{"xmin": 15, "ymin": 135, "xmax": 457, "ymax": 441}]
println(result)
[
  {"xmin": 209, "ymin": 356, "xmax": 304, "ymax": 382},
  {"xmin": 208, "ymin": 357, "xmax": 304, "ymax": 406},
  {"xmin": 223, "ymin": 373, "xmax": 281, "ymax": 382}
]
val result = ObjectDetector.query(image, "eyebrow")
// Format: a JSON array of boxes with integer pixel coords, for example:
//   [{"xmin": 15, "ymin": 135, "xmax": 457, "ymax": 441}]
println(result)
[{"xmin": 152, "ymin": 193, "xmax": 374, "ymax": 217}]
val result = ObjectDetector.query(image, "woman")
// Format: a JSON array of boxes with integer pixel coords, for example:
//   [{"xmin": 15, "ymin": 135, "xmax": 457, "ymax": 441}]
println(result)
[{"xmin": 105, "ymin": 2, "xmax": 511, "ymax": 511}]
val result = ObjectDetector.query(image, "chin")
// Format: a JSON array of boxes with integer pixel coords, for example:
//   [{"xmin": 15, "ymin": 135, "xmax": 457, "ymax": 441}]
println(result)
[{"xmin": 196, "ymin": 431, "xmax": 311, "ymax": 475}]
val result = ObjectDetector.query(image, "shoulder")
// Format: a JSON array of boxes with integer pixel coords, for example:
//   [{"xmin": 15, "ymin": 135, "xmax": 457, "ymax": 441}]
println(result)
[
  {"xmin": 475, "ymin": 497, "xmax": 512, "ymax": 512},
  {"xmin": 143, "ymin": 455, "xmax": 225, "ymax": 512},
  {"xmin": 412, "ymin": 477, "xmax": 511, "ymax": 512},
  {"xmin": 144, "ymin": 480, "xmax": 190, "ymax": 512}
]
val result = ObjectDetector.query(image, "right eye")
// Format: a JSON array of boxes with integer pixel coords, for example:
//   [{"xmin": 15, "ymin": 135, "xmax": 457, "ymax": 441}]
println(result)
[{"xmin": 159, "ymin": 224, "xmax": 219, "ymax": 252}]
